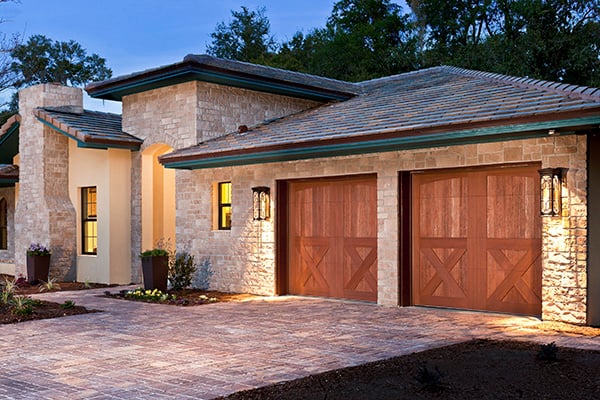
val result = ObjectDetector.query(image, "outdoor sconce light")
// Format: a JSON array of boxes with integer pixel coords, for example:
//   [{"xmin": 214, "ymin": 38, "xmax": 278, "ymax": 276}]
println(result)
[
  {"xmin": 252, "ymin": 186, "xmax": 270, "ymax": 221},
  {"xmin": 539, "ymin": 168, "xmax": 568, "ymax": 216}
]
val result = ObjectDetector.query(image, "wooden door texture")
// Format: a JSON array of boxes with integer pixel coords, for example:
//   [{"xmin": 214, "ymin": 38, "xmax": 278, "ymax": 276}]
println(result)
[
  {"xmin": 412, "ymin": 165, "xmax": 542, "ymax": 315},
  {"xmin": 288, "ymin": 175, "xmax": 377, "ymax": 302}
]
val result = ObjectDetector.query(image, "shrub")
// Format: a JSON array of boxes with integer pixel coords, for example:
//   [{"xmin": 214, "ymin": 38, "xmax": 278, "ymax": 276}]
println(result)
[
  {"xmin": 39, "ymin": 278, "xmax": 61, "ymax": 292},
  {"xmin": 169, "ymin": 252, "xmax": 197, "ymax": 290},
  {"xmin": 415, "ymin": 364, "xmax": 446, "ymax": 392},
  {"xmin": 1, "ymin": 278, "xmax": 16, "ymax": 304},
  {"xmin": 537, "ymin": 342, "xmax": 559, "ymax": 361},
  {"xmin": 192, "ymin": 258, "xmax": 213, "ymax": 291},
  {"xmin": 10, "ymin": 296, "xmax": 34, "ymax": 316}
]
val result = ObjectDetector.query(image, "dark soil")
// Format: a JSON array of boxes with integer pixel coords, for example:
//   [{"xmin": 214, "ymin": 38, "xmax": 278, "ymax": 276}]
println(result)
[
  {"xmin": 218, "ymin": 339, "xmax": 600, "ymax": 400},
  {"xmin": 0, "ymin": 299, "xmax": 94, "ymax": 324}
]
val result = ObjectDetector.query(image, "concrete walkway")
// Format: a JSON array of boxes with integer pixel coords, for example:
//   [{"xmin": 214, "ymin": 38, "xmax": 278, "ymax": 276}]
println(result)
[{"xmin": 0, "ymin": 288, "xmax": 598, "ymax": 399}]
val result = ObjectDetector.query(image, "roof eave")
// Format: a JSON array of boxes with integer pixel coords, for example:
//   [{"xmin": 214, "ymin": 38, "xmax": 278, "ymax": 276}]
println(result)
[
  {"xmin": 161, "ymin": 115, "xmax": 600, "ymax": 170},
  {"xmin": 35, "ymin": 117, "xmax": 142, "ymax": 151},
  {"xmin": 85, "ymin": 60, "xmax": 356, "ymax": 103}
]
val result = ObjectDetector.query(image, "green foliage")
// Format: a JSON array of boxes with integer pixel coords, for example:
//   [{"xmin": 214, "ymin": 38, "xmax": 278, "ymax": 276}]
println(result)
[
  {"xmin": 168, "ymin": 252, "xmax": 197, "ymax": 291},
  {"xmin": 10, "ymin": 295, "xmax": 34, "ymax": 316},
  {"xmin": 537, "ymin": 341, "xmax": 559, "ymax": 361},
  {"xmin": 210, "ymin": 0, "xmax": 599, "ymax": 87},
  {"xmin": 10, "ymin": 34, "xmax": 112, "ymax": 88},
  {"xmin": 207, "ymin": 6, "xmax": 276, "ymax": 63},
  {"xmin": 139, "ymin": 248, "xmax": 170, "ymax": 257},
  {"xmin": 39, "ymin": 278, "xmax": 61, "ymax": 292},
  {"xmin": 408, "ymin": 0, "xmax": 600, "ymax": 87},
  {"xmin": 0, "ymin": 278, "xmax": 15, "ymax": 304},
  {"xmin": 60, "ymin": 300, "xmax": 76, "ymax": 309},
  {"xmin": 125, "ymin": 288, "xmax": 173, "ymax": 302},
  {"xmin": 140, "ymin": 238, "xmax": 172, "ymax": 258}
]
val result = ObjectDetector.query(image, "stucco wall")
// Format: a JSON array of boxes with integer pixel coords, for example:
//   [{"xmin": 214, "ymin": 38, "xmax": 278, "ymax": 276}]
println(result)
[
  {"xmin": 68, "ymin": 142, "xmax": 132, "ymax": 284},
  {"xmin": 176, "ymin": 134, "xmax": 588, "ymax": 324}
]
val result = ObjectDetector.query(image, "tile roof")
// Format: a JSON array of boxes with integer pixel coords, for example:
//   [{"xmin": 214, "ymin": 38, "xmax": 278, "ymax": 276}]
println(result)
[
  {"xmin": 34, "ymin": 107, "xmax": 142, "ymax": 150},
  {"xmin": 0, "ymin": 164, "xmax": 18, "ymax": 181},
  {"xmin": 86, "ymin": 54, "xmax": 359, "ymax": 102},
  {"xmin": 161, "ymin": 65, "xmax": 600, "ymax": 168}
]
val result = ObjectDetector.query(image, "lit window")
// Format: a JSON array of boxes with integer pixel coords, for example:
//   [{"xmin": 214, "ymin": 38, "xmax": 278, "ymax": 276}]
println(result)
[
  {"xmin": 218, "ymin": 182, "xmax": 232, "ymax": 230},
  {"xmin": 0, "ymin": 198, "xmax": 6, "ymax": 250},
  {"xmin": 82, "ymin": 187, "xmax": 97, "ymax": 254}
]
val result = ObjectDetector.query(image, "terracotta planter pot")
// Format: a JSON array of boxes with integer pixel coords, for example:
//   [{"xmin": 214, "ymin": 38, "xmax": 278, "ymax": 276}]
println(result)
[
  {"xmin": 26, "ymin": 254, "xmax": 51, "ymax": 284},
  {"xmin": 141, "ymin": 255, "xmax": 169, "ymax": 291}
]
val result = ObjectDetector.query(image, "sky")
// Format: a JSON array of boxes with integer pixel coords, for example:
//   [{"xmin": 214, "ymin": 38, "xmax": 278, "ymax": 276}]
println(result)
[{"xmin": 1, "ymin": 0, "xmax": 409, "ymax": 113}]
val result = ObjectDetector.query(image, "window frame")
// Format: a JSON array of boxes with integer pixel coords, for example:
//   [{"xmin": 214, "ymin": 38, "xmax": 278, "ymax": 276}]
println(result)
[
  {"xmin": 217, "ymin": 181, "xmax": 232, "ymax": 230},
  {"xmin": 81, "ymin": 186, "xmax": 98, "ymax": 255}
]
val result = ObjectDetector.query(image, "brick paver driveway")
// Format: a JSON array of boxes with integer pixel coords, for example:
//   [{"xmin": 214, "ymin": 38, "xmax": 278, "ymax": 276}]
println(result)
[{"xmin": 0, "ymin": 287, "xmax": 598, "ymax": 399}]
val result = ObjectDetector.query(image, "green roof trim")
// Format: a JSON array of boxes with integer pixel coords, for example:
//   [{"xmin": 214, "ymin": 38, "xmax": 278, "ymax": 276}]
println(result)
[
  {"xmin": 163, "ymin": 116, "xmax": 599, "ymax": 170},
  {"xmin": 0, "ymin": 121, "xmax": 19, "ymax": 165}
]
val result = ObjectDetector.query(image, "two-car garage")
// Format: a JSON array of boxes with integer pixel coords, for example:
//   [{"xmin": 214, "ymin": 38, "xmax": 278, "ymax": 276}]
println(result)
[{"xmin": 283, "ymin": 164, "xmax": 542, "ymax": 316}]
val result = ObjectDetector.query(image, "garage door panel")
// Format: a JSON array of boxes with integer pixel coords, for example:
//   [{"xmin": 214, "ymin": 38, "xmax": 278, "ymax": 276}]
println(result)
[
  {"xmin": 417, "ymin": 244, "xmax": 469, "ymax": 306},
  {"xmin": 342, "ymin": 238, "xmax": 377, "ymax": 302},
  {"xmin": 413, "ymin": 166, "xmax": 542, "ymax": 316},
  {"xmin": 290, "ymin": 237, "xmax": 333, "ymax": 296},
  {"xmin": 418, "ymin": 175, "xmax": 468, "ymax": 238},
  {"xmin": 288, "ymin": 175, "xmax": 378, "ymax": 302},
  {"xmin": 487, "ymin": 173, "xmax": 540, "ymax": 239}
]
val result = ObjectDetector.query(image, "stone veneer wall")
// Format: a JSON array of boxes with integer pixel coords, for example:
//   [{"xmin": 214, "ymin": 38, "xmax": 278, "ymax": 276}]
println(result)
[
  {"xmin": 14, "ymin": 84, "xmax": 80, "ymax": 280},
  {"xmin": 176, "ymin": 134, "xmax": 588, "ymax": 324},
  {"xmin": 122, "ymin": 81, "xmax": 321, "ymax": 282}
]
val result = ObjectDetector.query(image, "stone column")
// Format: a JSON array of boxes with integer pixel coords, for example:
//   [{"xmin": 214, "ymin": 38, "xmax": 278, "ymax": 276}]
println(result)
[{"xmin": 14, "ymin": 83, "xmax": 81, "ymax": 280}]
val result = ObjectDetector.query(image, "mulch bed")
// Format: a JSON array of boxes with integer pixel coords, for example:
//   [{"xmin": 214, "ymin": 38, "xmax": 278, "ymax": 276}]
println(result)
[
  {"xmin": 103, "ymin": 288, "xmax": 259, "ymax": 305},
  {"xmin": 0, "ymin": 300, "xmax": 94, "ymax": 324},
  {"xmin": 217, "ymin": 339, "xmax": 600, "ymax": 400}
]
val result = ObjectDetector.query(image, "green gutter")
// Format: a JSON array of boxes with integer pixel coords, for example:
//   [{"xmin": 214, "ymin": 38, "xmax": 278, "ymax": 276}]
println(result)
[
  {"xmin": 88, "ymin": 68, "xmax": 352, "ymax": 102},
  {"xmin": 36, "ymin": 118, "xmax": 141, "ymax": 151},
  {"xmin": 163, "ymin": 116, "xmax": 600, "ymax": 170},
  {"xmin": 0, "ymin": 121, "xmax": 19, "ymax": 146}
]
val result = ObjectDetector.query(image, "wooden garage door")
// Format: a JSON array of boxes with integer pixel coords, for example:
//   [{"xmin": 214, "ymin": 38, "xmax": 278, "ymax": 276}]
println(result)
[
  {"xmin": 412, "ymin": 165, "xmax": 542, "ymax": 315},
  {"xmin": 288, "ymin": 175, "xmax": 377, "ymax": 302}
]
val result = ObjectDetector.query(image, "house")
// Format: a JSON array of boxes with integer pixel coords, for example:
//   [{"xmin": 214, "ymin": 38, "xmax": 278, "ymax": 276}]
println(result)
[{"xmin": 1, "ymin": 54, "xmax": 599, "ymax": 326}]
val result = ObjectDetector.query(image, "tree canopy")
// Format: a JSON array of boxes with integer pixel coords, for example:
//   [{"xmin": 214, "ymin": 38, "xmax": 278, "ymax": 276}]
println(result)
[
  {"xmin": 209, "ymin": 0, "xmax": 600, "ymax": 87},
  {"xmin": 10, "ymin": 34, "xmax": 112, "ymax": 88},
  {"xmin": 206, "ymin": 6, "xmax": 276, "ymax": 63}
]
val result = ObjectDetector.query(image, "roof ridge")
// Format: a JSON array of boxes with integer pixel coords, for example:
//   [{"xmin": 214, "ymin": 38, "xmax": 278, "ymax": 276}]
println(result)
[
  {"xmin": 41, "ymin": 106, "xmax": 122, "ymax": 118},
  {"xmin": 442, "ymin": 65, "xmax": 600, "ymax": 101},
  {"xmin": 358, "ymin": 66, "xmax": 447, "ymax": 86}
]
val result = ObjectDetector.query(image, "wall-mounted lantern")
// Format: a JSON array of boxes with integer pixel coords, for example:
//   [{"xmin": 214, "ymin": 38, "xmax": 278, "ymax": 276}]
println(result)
[
  {"xmin": 252, "ymin": 186, "xmax": 270, "ymax": 221},
  {"xmin": 538, "ymin": 168, "xmax": 568, "ymax": 216}
]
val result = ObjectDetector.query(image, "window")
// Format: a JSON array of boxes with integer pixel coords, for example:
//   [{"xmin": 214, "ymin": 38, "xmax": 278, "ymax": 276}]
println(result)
[
  {"xmin": 82, "ymin": 187, "xmax": 97, "ymax": 254},
  {"xmin": 218, "ymin": 182, "xmax": 232, "ymax": 230},
  {"xmin": 0, "ymin": 198, "xmax": 6, "ymax": 250}
]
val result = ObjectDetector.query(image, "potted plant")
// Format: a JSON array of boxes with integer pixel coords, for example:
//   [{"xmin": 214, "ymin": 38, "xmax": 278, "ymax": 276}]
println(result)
[
  {"xmin": 26, "ymin": 243, "xmax": 51, "ymax": 284},
  {"xmin": 140, "ymin": 248, "xmax": 170, "ymax": 291}
]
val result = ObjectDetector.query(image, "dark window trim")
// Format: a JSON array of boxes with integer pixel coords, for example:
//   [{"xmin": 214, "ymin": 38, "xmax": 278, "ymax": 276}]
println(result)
[{"xmin": 82, "ymin": 187, "xmax": 97, "ymax": 255}]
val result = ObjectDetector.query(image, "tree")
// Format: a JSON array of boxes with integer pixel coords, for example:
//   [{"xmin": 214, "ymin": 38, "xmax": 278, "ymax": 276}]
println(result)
[
  {"xmin": 408, "ymin": 0, "xmax": 600, "ymax": 87},
  {"xmin": 206, "ymin": 6, "xmax": 276, "ymax": 63},
  {"xmin": 10, "ymin": 34, "xmax": 112, "ymax": 88},
  {"xmin": 270, "ymin": 0, "xmax": 419, "ymax": 82},
  {"xmin": 0, "ymin": 0, "xmax": 20, "ymax": 105}
]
